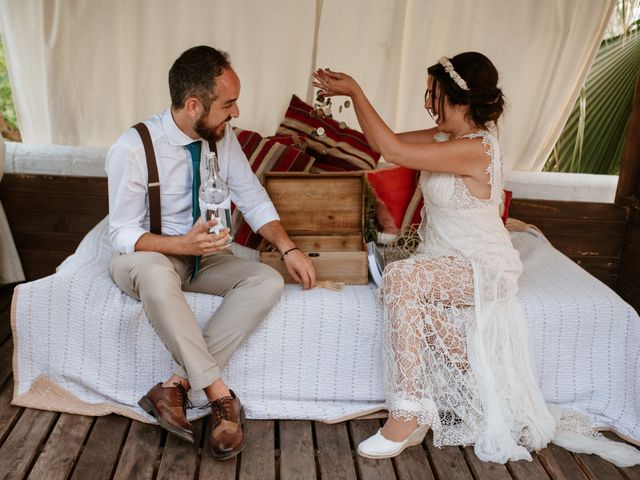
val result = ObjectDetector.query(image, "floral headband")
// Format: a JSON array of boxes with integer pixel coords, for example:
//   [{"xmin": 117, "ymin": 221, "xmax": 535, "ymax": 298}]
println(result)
[{"xmin": 439, "ymin": 57, "xmax": 469, "ymax": 91}]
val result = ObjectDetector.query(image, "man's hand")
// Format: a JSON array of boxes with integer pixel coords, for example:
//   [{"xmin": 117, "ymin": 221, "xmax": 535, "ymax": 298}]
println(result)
[
  {"xmin": 183, "ymin": 218, "xmax": 231, "ymax": 255},
  {"xmin": 258, "ymin": 220, "xmax": 317, "ymax": 289},
  {"xmin": 283, "ymin": 248, "xmax": 316, "ymax": 290},
  {"xmin": 135, "ymin": 218, "xmax": 231, "ymax": 256}
]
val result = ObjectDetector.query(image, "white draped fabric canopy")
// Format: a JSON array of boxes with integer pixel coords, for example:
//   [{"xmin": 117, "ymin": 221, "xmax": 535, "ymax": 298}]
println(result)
[
  {"xmin": 0, "ymin": 0, "xmax": 617, "ymax": 284},
  {"xmin": 0, "ymin": 0, "xmax": 614, "ymax": 171}
]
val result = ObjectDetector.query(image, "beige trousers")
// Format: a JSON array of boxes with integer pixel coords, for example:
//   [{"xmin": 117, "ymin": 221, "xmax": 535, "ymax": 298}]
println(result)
[{"xmin": 110, "ymin": 250, "xmax": 284, "ymax": 390}]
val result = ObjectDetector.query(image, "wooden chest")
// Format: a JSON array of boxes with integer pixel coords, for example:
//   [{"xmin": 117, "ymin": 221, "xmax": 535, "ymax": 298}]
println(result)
[{"xmin": 260, "ymin": 172, "xmax": 368, "ymax": 284}]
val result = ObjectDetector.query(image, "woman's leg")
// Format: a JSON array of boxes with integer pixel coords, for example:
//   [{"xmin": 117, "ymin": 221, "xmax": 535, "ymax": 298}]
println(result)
[{"xmin": 381, "ymin": 255, "xmax": 475, "ymax": 441}]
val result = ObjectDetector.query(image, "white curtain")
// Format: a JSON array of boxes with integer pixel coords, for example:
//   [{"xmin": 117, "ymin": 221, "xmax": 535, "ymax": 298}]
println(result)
[
  {"xmin": 0, "ymin": 0, "xmax": 614, "ymax": 171},
  {"xmin": 0, "ymin": 135, "xmax": 25, "ymax": 285}
]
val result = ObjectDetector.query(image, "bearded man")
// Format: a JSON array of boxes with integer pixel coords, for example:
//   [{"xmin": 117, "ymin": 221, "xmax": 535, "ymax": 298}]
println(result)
[{"xmin": 106, "ymin": 45, "xmax": 315, "ymax": 460}]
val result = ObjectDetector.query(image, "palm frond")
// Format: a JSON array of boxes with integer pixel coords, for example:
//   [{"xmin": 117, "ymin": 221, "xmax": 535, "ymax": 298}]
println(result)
[{"xmin": 544, "ymin": 18, "xmax": 640, "ymax": 174}]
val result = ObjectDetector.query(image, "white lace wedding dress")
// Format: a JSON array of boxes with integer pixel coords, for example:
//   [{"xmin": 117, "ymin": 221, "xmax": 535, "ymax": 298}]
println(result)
[{"xmin": 381, "ymin": 130, "xmax": 640, "ymax": 466}]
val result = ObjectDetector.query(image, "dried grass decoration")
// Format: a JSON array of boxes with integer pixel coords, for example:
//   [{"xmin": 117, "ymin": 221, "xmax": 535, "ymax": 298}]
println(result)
[
  {"xmin": 383, "ymin": 226, "xmax": 422, "ymax": 265},
  {"xmin": 315, "ymin": 280, "xmax": 345, "ymax": 292}
]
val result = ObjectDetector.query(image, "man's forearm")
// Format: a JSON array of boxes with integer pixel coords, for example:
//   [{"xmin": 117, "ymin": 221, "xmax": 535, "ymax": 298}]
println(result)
[
  {"xmin": 258, "ymin": 221, "xmax": 296, "ymax": 254},
  {"xmin": 135, "ymin": 232, "xmax": 187, "ymax": 255}
]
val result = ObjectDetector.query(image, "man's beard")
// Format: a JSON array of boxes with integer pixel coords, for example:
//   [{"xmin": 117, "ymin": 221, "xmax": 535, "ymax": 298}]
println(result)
[{"xmin": 194, "ymin": 114, "xmax": 231, "ymax": 142}]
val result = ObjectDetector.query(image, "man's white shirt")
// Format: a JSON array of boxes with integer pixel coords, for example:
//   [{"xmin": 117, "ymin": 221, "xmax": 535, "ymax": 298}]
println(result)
[{"xmin": 105, "ymin": 109, "xmax": 279, "ymax": 253}]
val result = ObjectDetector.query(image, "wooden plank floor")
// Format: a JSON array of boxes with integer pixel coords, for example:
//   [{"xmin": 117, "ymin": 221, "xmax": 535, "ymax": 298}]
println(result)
[{"xmin": 0, "ymin": 285, "xmax": 638, "ymax": 480}]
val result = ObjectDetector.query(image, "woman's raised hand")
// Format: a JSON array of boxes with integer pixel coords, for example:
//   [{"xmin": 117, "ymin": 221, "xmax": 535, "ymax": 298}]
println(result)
[{"xmin": 312, "ymin": 69, "xmax": 359, "ymax": 97}]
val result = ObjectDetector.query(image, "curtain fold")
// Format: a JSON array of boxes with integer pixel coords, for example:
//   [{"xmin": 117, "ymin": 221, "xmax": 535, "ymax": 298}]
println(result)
[
  {"xmin": 0, "ymin": 135, "xmax": 25, "ymax": 285},
  {"xmin": 0, "ymin": 0, "xmax": 615, "ymax": 171}
]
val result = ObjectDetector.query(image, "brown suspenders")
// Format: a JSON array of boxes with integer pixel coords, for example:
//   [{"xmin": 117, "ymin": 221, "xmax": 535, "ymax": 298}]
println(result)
[
  {"xmin": 132, "ymin": 123, "xmax": 161, "ymax": 234},
  {"xmin": 132, "ymin": 122, "xmax": 218, "ymax": 236}
]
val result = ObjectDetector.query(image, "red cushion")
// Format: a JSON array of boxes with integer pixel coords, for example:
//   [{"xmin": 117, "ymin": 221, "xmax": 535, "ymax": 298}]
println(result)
[
  {"xmin": 232, "ymin": 128, "xmax": 315, "ymax": 248},
  {"xmin": 276, "ymin": 95, "xmax": 380, "ymax": 171},
  {"xmin": 366, "ymin": 165, "xmax": 512, "ymax": 235},
  {"xmin": 366, "ymin": 166, "xmax": 419, "ymax": 234}
]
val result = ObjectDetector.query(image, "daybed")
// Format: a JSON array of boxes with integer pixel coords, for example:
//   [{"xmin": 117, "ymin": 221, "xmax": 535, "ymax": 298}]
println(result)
[
  {"xmin": 7, "ymin": 95, "xmax": 640, "ymax": 447},
  {"xmin": 10, "ymin": 216, "xmax": 640, "ymax": 445}
]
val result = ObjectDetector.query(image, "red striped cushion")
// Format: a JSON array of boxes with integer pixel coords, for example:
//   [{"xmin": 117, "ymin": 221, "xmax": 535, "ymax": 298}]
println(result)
[
  {"xmin": 232, "ymin": 128, "xmax": 315, "ymax": 248},
  {"xmin": 276, "ymin": 95, "xmax": 380, "ymax": 171}
]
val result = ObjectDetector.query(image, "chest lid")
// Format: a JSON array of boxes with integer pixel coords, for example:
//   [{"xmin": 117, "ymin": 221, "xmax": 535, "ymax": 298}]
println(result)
[{"xmin": 264, "ymin": 172, "xmax": 364, "ymax": 235}]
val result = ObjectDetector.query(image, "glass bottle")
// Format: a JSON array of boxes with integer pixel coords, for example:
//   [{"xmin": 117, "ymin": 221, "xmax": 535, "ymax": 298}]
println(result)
[{"xmin": 199, "ymin": 151, "xmax": 233, "ymax": 242}]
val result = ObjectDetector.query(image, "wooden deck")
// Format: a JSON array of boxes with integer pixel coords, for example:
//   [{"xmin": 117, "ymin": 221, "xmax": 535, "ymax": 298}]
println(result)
[{"xmin": 0, "ymin": 285, "xmax": 638, "ymax": 480}]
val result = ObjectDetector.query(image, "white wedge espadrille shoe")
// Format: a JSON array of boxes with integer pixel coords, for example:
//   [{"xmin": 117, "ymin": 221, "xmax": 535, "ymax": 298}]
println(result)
[{"xmin": 357, "ymin": 425, "xmax": 430, "ymax": 459}]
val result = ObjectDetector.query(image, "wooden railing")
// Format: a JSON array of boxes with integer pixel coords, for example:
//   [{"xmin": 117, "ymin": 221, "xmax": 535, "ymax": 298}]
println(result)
[
  {"xmin": 509, "ymin": 199, "xmax": 628, "ymax": 289},
  {"xmin": 0, "ymin": 174, "xmax": 108, "ymax": 280}
]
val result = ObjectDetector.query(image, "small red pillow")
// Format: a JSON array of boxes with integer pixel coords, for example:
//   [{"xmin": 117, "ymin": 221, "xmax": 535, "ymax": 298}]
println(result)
[
  {"xmin": 276, "ymin": 95, "xmax": 380, "ymax": 171},
  {"xmin": 367, "ymin": 165, "xmax": 512, "ymax": 235},
  {"xmin": 232, "ymin": 128, "xmax": 315, "ymax": 248},
  {"xmin": 366, "ymin": 166, "xmax": 419, "ymax": 234},
  {"xmin": 400, "ymin": 188, "xmax": 512, "ymax": 231}
]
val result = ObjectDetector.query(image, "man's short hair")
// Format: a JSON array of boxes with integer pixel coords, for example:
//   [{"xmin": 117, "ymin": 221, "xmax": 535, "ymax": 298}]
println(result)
[{"xmin": 169, "ymin": 46, "xmax": 231, "ymax": 110}]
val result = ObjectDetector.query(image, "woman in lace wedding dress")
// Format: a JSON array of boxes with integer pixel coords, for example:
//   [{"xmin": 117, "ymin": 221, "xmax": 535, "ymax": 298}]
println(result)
[{"xmin": 313, "ymin": 52, "xmax": 640, "ymax": 466}]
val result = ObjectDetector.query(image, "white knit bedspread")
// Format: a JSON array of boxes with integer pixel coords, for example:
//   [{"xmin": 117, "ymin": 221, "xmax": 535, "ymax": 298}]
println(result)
[{"xmin": 11, "ymin": 218, "xmax": 640, "ymax": 441}]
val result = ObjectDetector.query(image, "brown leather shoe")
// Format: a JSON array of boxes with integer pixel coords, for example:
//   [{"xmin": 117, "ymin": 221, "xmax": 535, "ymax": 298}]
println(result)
[
  {"xmin": 209, "ymin": 390, "xmax": 246, "ymax": 460},
  {"xmin": 138, "ymin": 383, "xmax": 195, "ymax": 443}
]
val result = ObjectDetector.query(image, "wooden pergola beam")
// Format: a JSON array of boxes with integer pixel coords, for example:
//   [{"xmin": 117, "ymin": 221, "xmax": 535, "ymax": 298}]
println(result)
[{"xmin": 616, "ymin": 68, "xmax": 640, "ymax": 206}]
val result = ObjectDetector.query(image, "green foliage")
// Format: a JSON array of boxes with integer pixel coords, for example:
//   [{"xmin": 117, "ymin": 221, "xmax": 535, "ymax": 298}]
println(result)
[
  {"xmin": 0, "ymin": 36, "xmax": 18, "ymax": 132},
  {"xmin": 544, "ymin": 18, "xmax": 640, "ymax": 174},
  {"xmin": 363, "ymin": 181, "xmax": 378, "ymax": 243}
]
